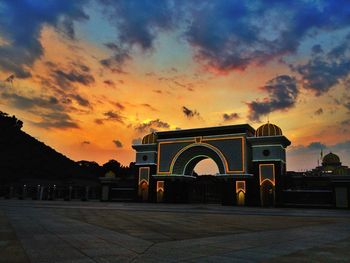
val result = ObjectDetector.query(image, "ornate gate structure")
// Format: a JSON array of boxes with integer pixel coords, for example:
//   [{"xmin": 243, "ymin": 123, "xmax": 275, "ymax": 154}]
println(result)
[{"xmin": 132, "ymin": 123, "xmax": 291, "ymax": 206}]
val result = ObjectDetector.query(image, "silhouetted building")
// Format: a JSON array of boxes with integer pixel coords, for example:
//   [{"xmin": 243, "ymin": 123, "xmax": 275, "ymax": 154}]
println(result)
[
  {"xmin": 284, "ymin": 152, "xmax": 350, "ymax": 208},
  {"xmin": 133, "ymin": 122, "xmax": 350, "ymax": 208},
  {"xmin": 133, "ymin": 122, "xmax": 293, "ymax": 207},
  {"xmin": 309, "ymin": 152, "xmax": 350, "ymax": 176}
]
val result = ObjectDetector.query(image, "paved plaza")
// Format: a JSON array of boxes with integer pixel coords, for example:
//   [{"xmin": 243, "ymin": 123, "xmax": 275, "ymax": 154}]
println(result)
[{"xmin": 0, "ymin": 200, "xmax": 350, "ymax": 262}]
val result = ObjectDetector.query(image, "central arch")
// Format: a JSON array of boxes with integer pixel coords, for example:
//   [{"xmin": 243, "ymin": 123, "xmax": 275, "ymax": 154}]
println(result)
[{"xmin": 170, "ymin": 144, "xmax": 226, "ymax": 175}]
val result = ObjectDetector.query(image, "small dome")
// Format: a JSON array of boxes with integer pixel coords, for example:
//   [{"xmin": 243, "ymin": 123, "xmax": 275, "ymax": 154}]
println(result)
[
  {"xmin": 322, "ymin": 152, "xmax": 341, "ymax": 166},
  {"xmin": 142, "ymin": 132, "xmax": 157, "ymax": 144},
  {"xmin": 255, "ymin": 122, "xmax": 282, "ymax": 137}
]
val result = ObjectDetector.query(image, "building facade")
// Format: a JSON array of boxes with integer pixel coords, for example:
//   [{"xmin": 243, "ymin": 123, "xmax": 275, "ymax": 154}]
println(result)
[{"xmin": 132, "ymin": 122, "xmax": 291, "ymax": 206}]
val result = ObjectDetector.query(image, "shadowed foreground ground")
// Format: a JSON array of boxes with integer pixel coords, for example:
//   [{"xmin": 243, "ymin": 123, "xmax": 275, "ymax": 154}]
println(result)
[{"xmin": 0, "ymin": 200, "xmax": 350, "ymax": 262}]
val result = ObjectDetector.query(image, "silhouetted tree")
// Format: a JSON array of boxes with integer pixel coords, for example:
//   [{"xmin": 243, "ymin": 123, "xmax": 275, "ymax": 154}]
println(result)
[
  {"xmin": 0, "ymin": 111, "xmax": 23, "ymax": 130},
  {"xmin": 102, "ymin": 159, "xmax": 121, "ymax": 175},
  {"xmin": 77, "ymin": 160, "xmax": 102, "ymax": 178}
]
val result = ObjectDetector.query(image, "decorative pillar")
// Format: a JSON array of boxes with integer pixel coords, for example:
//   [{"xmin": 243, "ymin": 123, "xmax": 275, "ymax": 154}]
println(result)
[
  {"xmin": 259, "ymin": 164, "xmax": 275, "ymax": 207},
  {"xmin": 138, "ymin": 167, "xmax": 150, "ymax": 201},
  {"xmin": 156, "ymin": 181, "xmax": 165, "ymax": 202},
  {"xmin": 236, "ymin": 181, "xmax": 246, "ymax": 206}
]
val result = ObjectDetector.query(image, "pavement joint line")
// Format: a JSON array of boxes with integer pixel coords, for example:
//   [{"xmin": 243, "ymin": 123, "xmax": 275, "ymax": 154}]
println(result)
[
  {"xmin": 129, "ymin": 243, "xmax": 157, "ymax": 263},
  {"xmin": 137, "ymin": 221, "xmax": 350, "ymax": 261}
]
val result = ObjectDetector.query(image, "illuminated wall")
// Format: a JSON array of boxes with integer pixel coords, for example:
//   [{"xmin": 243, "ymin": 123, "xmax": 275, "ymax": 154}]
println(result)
[
  {"xmin": 157, "ymin": 136, "xmax": 246, "ymax": 175},
  {"xmin": 138, "ymin": 167, "xmax": 150, "ymax": 201}
]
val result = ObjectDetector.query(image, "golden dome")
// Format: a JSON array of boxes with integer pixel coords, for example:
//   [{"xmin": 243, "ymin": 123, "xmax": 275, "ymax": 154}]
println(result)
[
  {"xmin": 255, "ymin": 122, "xmax": 282, "ymax": 137},
  {"xmin": 142, "ymin": 132, "xmax": 157, "ymax": 144},
  {"xmin": 322, "ymin": 152, "xmax": 341, "ymax": 166}
]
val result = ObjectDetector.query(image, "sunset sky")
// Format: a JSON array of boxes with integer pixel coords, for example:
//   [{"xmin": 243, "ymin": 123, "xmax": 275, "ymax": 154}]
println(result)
[{"xmin": 0, "ymin": 0, "xmax": 349, "ymax": 173}]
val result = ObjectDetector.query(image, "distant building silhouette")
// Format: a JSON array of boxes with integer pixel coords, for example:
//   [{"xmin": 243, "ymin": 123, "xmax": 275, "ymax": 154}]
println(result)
[{"xmin": 309, "ymin": 152, "xmax": 350, "ymax": 176}]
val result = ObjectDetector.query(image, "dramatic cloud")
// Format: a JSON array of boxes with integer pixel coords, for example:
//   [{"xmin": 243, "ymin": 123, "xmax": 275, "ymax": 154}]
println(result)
[
  {"xmin": 345, "ymin": 101, "xmax": 350, "ymax": 111},
  {"xmin": 0, "ymin": 89, "xmax": 89, "ymax": 130},
  {"xmin": 1, "ymin": 92, "xmax": 64, "ymax": 111},
  {"xmin": 339, "ymin": 118, "xmax": 350, "ymax": 134},
  {"xmin": 113, "ymin": 102, "xmax": 125, "ymax": 111},
  {"xmin": 94, "ymin": 119, "xmax": 104, "ymax": 125},
  {"xmin": 314, "ymin": 108, "xmax": 323, "ymax": 116},
  {"xmin": 223, "ymin": 112, "xmax": 240, "ymax": 122},
  {"xmin": 292, "ymin": 38, "xmax": 350, "ymax": 96},
  {"xmin": 104, "ymin": 111, "xmax": 124, "ymax": 122},
  {"xmin": 95, "ymin": 110, "xmax": 124, "ymax": 125},
  {"xmin": 100, "ymin": 43, "xmax": 131, "ymax": 72},
  {"xmin": 101, "ymin": 0, "xmax": 174, "ymax": 50},
  {"xmin": 99, "ymin": 0, "xmax": 174, "ymax": 70},
  {"xmin": 71, "ymin": 62, "xmax": 90, "ymax": 73},
  {"xmin": 1, "ymin": 85, "xmax": 92, "ymax": 130},
  {"xmin": 3, "ymin": 0, "xmax": 350, "ymax": 78},
  {"xmin": 247, "ymin": 75, "xmax": 298, "ymax": 121},
  {"xmin": 69, "ymin": 94, "xmax": 91, "ymax": 108},
  {"xmin": 289, "ymin": 141, "xmax": 350, "ymax": 161},
  {"xmin": 112, "ymin": 139, "xmax": 123, "ymax": 148},
  {"xmin": 103, "ymin": 80, "xmax": 116, "ymax": 88},
  {"xmin": 52, "ymin": 69, "xmax": 95, "ymax": 88},
  {"xmin": 182, "ymin": 106, "xmax": 200, "ymax": 119},
  {"xmin": 141, "ymin": 103, "xmax": 157, "ymax": 111},
  {"xmin": 307, "ymin": 142, "xmax": 327, "ymax": 151},
  {"xmin": 184, "ymin": 1, "xmax": 350, "ymax": 73},
  {"xmin": 134, "ymin": 119, "xmax": 170, "ymax": 133},
  {"xmin": 34, "ymin": 112, "xmax": 79, "ymax": 130},
  {"xmin": 333, "ymin": 94, "xmax": 350, "ymax": 112},
  {"xmin": 341, "ymin": 119, "xmax": 350, "ymax": 126},
  {"xmin": 0, "ymin": 1, "xmax": 88, "ymax": 77}
]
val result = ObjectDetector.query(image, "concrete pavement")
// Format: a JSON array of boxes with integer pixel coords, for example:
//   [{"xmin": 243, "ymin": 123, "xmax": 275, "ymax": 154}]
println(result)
[{"xmin": 1, "ymin": 200, "xmax": 349, "ymax": 262}]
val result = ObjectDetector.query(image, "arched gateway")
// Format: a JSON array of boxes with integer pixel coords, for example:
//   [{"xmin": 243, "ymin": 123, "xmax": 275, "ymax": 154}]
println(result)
[
  {"xmin": 132, "ymin": 123, "xmax": 291, "ymax": 206},
  {"xmin": 171, "ymin": 144, "xmax": 226, "ymax": 176}
]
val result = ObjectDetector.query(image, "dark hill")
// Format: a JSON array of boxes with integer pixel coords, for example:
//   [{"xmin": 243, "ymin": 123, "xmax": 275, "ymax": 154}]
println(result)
[
  {"xmin": 0, "ymin": 111, "xmax": 96, "ymax": 184},
  {"xmin": 0, "ymin": 111, "xmax": 136, "ymax": 187}
]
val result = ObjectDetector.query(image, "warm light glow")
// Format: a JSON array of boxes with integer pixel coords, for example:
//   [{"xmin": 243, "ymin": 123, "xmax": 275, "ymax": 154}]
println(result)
[
  {"xmin": 236, "ymin": 181, "xmax": 246, "ymax": 194},
  {"xmin": 138, "ymin": 167, "xmax": 150, "ymax": 185},
  {"xmin": 157, "ymin": 136, "xmax": 245, "ymax": 175},
  {"xmin": 156, "ymin": 181, "xmax": 164, "ymax": 192}
]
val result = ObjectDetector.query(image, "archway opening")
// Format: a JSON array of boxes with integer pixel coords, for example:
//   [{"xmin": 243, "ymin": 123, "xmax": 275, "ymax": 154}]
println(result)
[
  {"xmin": 172, "ymin": 145, "xmax": 226, "ymax": 176},
  {"xmin": 193, "ymin": 158, "xmax": 220, "ymax": 176},
  {"xmin": 190, "ymin": 157, "xmax": 222, "ymax": 203}
]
